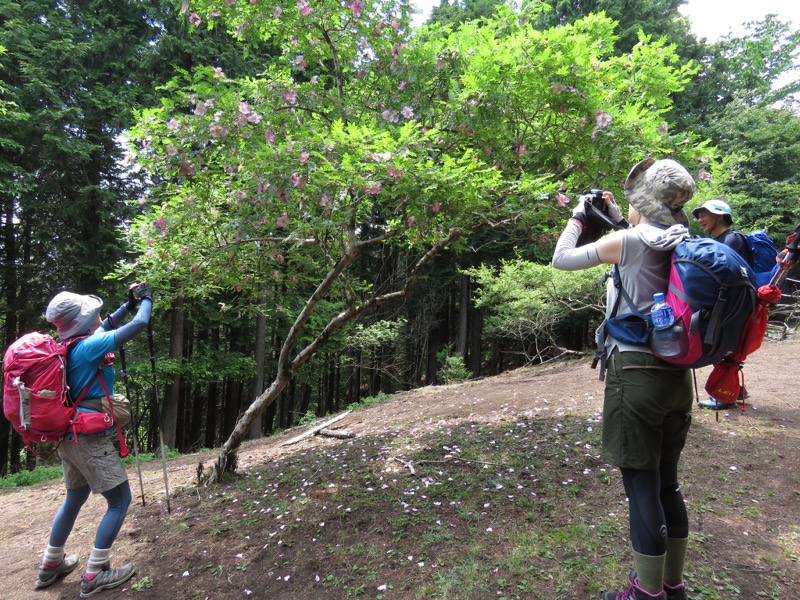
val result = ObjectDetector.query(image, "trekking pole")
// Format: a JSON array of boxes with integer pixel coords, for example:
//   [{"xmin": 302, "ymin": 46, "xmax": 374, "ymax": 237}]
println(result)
[
  {"xmin": 769, "ymin": 222, "xmax": 800, "ymax": 291},
  {"xmin": 118, "ymin": 343, "xmax": 147, "ymax": 507},
  {"xmin": 147, "ymin": 319, "xmax": 171, "ymax": 514},
  {"xmin": 108, "ymin": 311, "xmax": 146, "ymax": 507}
]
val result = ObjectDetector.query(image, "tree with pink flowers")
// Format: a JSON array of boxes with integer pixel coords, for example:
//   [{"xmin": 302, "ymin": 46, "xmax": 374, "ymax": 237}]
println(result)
[{"xmin": 124, "ymin": 0, "xmax": 710, "ymax": 482}]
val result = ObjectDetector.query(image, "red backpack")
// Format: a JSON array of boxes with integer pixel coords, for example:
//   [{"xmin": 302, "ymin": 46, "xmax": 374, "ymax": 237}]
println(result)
[
  {"xmin": 3, "ymin": 332, "xmax": 128, "ymax": 455},
  {"xmin": 3, "ymin": 332, "xmax": 78, "ymax": 448}
]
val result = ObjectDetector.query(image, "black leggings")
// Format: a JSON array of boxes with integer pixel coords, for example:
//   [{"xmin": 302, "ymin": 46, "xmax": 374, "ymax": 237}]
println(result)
[{"xmin": 621, "ymin": 463, "xmax": 688, "ymax": 556}]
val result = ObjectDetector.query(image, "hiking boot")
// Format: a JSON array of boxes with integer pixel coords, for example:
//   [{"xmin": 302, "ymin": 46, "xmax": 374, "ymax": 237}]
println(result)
[
  {"xmin": 629, "ymin": 571, "xmax": 687, "ymax": 600},
  {"xmin": 35, "ymin": 553, "xmax": 79, "ymax": 588},
  {"xmin": 698, "ymin": 397, "xmax": 737, "ymax": 410},
  {"xmin": 663, "ymin": 580, "xmax": 688, "ymax": 600},
  {"xmin": 79, "ymin": 563, "xmax": 136, "ymax": 598},
  {"xmin": 603, "ymin": 575, "xmax": 667, "ymax": 599}
]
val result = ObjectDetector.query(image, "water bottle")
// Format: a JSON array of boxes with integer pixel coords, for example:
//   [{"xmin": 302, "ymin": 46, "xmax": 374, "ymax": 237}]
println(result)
[{"xmin": 650, "ymin": 293, "xmax": 683, "ymax": 357}]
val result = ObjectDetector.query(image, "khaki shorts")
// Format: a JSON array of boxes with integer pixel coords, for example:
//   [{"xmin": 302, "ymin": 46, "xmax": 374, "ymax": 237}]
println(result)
[
  {"xmin": 58, "ymin": 432, "xmax": 128, "ymax": 493},
  {"xmin": 602, "ymin": 349, "xmax": 693, "ymax": 470}
]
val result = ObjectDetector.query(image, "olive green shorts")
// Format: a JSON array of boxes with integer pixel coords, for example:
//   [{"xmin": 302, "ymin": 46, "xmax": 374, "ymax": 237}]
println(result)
[
  {"xmin": 58, "ymin": 432, "xmax": 128, "ymax": 494},
  {"xmin": 602, "ymin": 349, "xmax": 693, "ymax": 470}
]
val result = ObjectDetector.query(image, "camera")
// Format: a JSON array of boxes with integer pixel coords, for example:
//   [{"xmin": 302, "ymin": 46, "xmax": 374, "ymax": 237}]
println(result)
[
  {"xmin": 586, "ymin": 189, "xmax": 608, "ymax": 210},
  {"xmin": 575, "ymin": 188, "xmax": 624, "ymax": 247}
]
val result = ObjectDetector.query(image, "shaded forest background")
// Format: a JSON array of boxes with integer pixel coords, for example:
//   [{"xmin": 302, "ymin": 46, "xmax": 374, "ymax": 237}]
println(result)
[{"xmin": 1, "ymin": 0, "xmax": 800, "ymax": 477}]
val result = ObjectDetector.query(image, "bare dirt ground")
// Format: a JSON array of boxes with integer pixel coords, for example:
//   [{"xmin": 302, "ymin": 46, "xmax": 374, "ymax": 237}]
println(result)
[{"xmin": 2, "ymin": 334, "xmax": 800, "ymax": 599}]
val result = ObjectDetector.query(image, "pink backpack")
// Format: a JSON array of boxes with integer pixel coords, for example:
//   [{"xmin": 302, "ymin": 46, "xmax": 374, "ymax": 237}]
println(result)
[
  {"xmin": 3, "ymin": 332, "xmax": 127, "ymax": 455},
  {"xmin": 3, "ymin": 332, "xmax": 77, "ymax": 448}
]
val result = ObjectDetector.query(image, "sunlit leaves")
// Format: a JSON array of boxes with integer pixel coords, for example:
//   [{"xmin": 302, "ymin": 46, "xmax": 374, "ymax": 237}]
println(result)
[{"xmin": 123, "ymin": 1, "xmax": 710, "ymax": 312}]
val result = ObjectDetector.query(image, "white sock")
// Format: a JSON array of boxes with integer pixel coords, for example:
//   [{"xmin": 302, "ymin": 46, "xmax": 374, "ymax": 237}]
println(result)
[
  {"xmin": 85, "ymin": 547, "xmax": 111, "ymax": 575},
  {"xmin": 43, "ymin": 545, "xmax": 65, "ymax": 567}
]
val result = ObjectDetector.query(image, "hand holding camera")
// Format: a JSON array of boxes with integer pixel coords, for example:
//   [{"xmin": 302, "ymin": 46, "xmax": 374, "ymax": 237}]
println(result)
[
  {"xmin": 136, "ymin": 282, "xmax": 153, "ymax": 302},
  {"xmin": 125, "ymin": 282, "xmax": 153, "ymax": 308}
]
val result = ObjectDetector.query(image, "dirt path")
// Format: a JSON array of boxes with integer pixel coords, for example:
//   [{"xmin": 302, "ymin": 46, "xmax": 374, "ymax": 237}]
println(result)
[{"xmin": 2, "ymin": 334, "xmax": 799, "ymax": 599}]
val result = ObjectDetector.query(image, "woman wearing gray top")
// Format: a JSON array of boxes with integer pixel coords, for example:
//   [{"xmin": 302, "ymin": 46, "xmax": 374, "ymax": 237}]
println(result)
[{"xmin": 552, "ymin": 159, "xmax": 696, "ymax": 600}]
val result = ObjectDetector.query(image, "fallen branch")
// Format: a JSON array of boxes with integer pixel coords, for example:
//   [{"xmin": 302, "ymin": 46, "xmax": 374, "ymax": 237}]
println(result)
[
  {"xmin": 392, "ymin": 457, "xmax": 416, "ymax": 475},
  {"xmin": 318, "ymin": 428, "xmax": 355, "ymax": 439},
  {"xmin": 280, "ymin": 410, "xmax": 352, "ymax": 446},
  {"xmin": 419, "ymin": 456, "xmax": 505, "ymax": 467}
]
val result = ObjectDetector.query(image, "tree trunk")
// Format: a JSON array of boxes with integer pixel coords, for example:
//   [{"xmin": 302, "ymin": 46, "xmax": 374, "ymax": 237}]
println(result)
[
  {"xmin": 162, "ymin": 297, "xmax": 184, "ymax": 449},
  {"xmin": 204, "ymin": 380, "xmax": 219, "ymax": 448},
  {"xmin": 296, "ymin": 383, "xmax": 312, "ymax": 418},
  {"xmin": 456, "ymin": 274, "xmax": 470, "ymax": 360},
  {"xmin": 210, "ymin": 372, "xmax": 291, "ymax": 481},
  {"xmin": 468, "ymin": 306, "xmax": 482, "ymax": 377},
  {"xmin": 248, "ymin": 309, "xmax": 267, "ymax": 440},
  {"xmin": 0, "ymin": 198, "xmax": 19, "ymax": 475}
]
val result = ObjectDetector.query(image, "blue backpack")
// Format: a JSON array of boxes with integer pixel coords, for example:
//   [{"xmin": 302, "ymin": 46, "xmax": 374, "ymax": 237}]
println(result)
[
  {"xmin": 596, "ymin": 238, "xmax": 758, "ymax": 375},
  {"xmin": 652, "ymin": 238, "xmax": 758, "ymax": 369},
  {"xmin": 744, "ymin": 230, "xmax": 779, "ymax": 286}
]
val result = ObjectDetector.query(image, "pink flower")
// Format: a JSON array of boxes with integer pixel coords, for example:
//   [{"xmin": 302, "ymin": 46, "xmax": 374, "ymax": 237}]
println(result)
[
  {"xmin": 293, "ymin": 54, "xmax": 308, "ymax": 71},
  {"xmin": 284, "ymin": 89, "xmax": 298, "ymax": 104},
  {"xmin": 388, "ymin": 166, "xmax": 403, "ymax": 178},
  {"xmin": 299, "ymin": 151, "xmax": 310, "ymax": 163},
  {"xmin": 697, "ymin": 168, "xmax": 712, "ymax": 181},
  {"xmin": 209, "ymin": 124, "xmax": 228, "ymax": 138},
  {"xmin": 366, "ymin": 183, "xmax": 382, "ymax": 195},
  {"xmin": 273, "ymin": 6, "xmax": 282, "ymax": 18},
  {"xmin": 264, "ymin": 129, "xmax": 276, "ymax": 143},
  {"xmin": 238, "ymin": 102, "xmax": 262, "ymax": 124},
  {"xmin": 516, "ymin": 144, "xmax": 527, "ymax": 157},
  {"xmin": 556, "ymin": 193, "xmax": 571, "ymax": 207},
  {"xmin": 224, "ymin": 0, "xmax": 236, "ymax": 5},
  {"xmin": 166, "ymin": 118, "xmax": 180, "ymax": 130},
  {"xmin": 276, "ymin": 212, "xmax": 290, "ymax": 228},
  {"xmin": 594, "ymin": 110, "xmax": 612, "ymax": 128},
  {"xmin": 290, "ymin": 173, "xmax": 302, "ymax": 187},
  {"xmin": 180, "ymin": 2, "xmax": 189, "ymax": 14},
  {"xmin": 658, "ymin": 123, "xmax": 669, "ymax": 134},
  {"xmin": 348, "ymin": 0, "xmax": 363, "ymax": 17},
  {"xmin": 296, "ymin": 0, "xmax": 313, "ymax": 16},
  {"xmin": 189, "ymin": 12, "xmax": 202, "ymax": 26},
  {"xmin": 432, "ymin": 200, "xmax": 441, "ymax": 213},
  {"xmin": 194, "ymin": 103, "xmax": 207, "ymax": 117},
  {"xmin": 320, "ymin": 194, "xmax": 333, "ymax": 209},
  {"xmin": 401, "ymin": 106, "xmax": 414, "ymax": 119}
]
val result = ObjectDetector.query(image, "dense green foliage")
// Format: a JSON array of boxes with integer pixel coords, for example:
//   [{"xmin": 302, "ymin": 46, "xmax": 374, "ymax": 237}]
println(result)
[{"xmin": 467, "ymin": 260, "xmax": 607, "ymax": 361}]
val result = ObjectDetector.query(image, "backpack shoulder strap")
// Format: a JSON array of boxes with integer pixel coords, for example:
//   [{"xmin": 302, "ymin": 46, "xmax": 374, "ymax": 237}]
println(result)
[{"xmin": 721, "ymin": 229, "xmax": 753, "ymax": 264}]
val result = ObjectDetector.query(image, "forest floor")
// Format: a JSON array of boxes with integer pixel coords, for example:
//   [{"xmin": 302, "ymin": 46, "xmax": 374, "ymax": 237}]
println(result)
[{"xmin": 2, "ymin": 333, "xmax": 800, "ymax": 599}]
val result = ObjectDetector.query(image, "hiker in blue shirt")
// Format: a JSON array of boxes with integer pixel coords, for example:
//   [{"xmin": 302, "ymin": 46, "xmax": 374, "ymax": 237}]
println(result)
[
  {"xmin": 36, "ymin": 284, "xmax": 152, "ymax": 597},
  {"xmin": 692, "ymin": 199, "xmax": 750, "ymax": 410},
  {"xmin": 552, "ymin": 159, "xmax": 695, "ymax": 600}
]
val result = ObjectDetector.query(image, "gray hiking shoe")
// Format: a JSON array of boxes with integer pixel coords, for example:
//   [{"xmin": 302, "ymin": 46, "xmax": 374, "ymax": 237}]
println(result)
[
  {"xmin": 79, "ymin": 563, "xmax": 136, "ymax": 598},
  {"xmin": 35, "ymin": 553, "xmax": 79, "ymax": 588}
]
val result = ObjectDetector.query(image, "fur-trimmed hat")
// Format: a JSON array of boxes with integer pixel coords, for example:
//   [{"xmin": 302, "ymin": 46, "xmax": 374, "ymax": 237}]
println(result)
[
  {"xmin": 624, "ymin": 158, "xmax": 696, "ymax": 227},
  {"xmin": 45, "ymin": 292, "xmax": 103, "ymax": 340}
]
